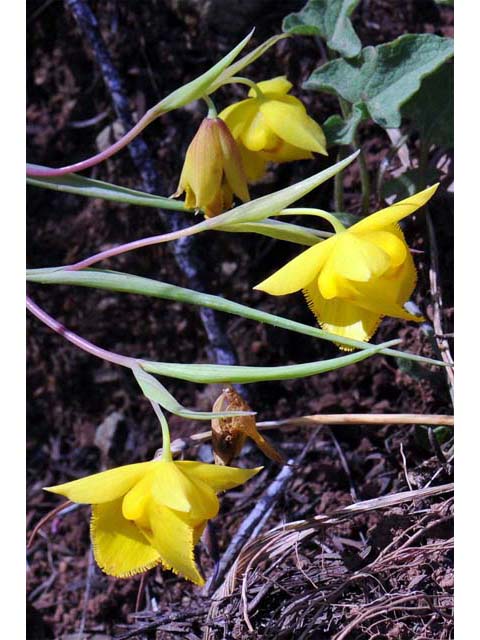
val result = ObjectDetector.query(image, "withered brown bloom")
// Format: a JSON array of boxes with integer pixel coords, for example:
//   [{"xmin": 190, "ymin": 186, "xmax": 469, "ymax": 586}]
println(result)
[{"xmin": 211, "ymin": 386, "xmax": 284, "ymax": 466}]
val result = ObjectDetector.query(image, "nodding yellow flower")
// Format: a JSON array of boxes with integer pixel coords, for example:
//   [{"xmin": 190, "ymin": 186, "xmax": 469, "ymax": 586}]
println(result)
[
  {"xmin": 174, "ymin": 117, "xmax": 250, "ymax": 218},
  {"xmin": 254, "ymin": 185, "xmax": 439, "ymax": 347},
  {"xmin": 45, "ymin": 459, "xmax": 260, "ymax": 585},
  {"xmin": 219, "ymin": 76, "xmax": 327, "ymax": 181}
]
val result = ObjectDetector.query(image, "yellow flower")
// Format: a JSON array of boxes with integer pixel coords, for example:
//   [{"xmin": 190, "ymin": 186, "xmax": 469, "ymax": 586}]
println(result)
[
  {"xmin": 174, "ymin": 117, "xmax": 250, "ymax": 218},
  {"xmin": 219, "ymin": 76, "xmax": 327, "ymax": 181},
  {"xmin": 254, "ymin": 185, "xmax": 438, "ymax": 347},
  {"xmin": 45, "ymin": 459, "xmax": 260, "ymax": 585}
]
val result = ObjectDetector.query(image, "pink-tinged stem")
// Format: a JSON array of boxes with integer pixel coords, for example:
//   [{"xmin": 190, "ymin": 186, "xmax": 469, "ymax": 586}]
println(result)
[
  {"xmin": 26, "ymin": 110, "xmax": 156, "ymax": 177},
  {"xmin": 26, "ymin": 296, "xmax": 135, "ymax": 368},
  {"xmin": 64, "ymin": 223, "xmax": 204, "ymax": 271}
]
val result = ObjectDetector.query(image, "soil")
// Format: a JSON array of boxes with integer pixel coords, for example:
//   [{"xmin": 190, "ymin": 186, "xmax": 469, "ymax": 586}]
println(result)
[{"xmin": 27, "ymin": 1, "xmax": 454, "ymax": 638}]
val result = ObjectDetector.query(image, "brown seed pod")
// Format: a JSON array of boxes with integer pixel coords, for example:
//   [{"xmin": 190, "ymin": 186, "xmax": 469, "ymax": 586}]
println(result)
[{"xmin": 211, "ymin": 386, "xmax": 284, "ymax": 466}]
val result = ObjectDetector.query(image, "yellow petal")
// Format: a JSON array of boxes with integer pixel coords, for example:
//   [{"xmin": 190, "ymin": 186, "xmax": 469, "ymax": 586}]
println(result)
[
  {"xmin": 317, "ymin": 257, "xmax": 345, "ymax": 299},
  {"xmin": 392, "ymin": 247, "xmax": 419, "ymax": 305},
  {"xmin": 355, "ymin": 295, "xmax": 423, "ymax": 322},
  {"xmin": 122, "ymin": 471, "xmax": 155, "ymax": 521},
  {"xmin": 353, "ymin": 251, "xmax": 420, "ymax": 317},
  {"xmin": 260, "ymin": 96, "xmax": 327, "ymax": 155},
  {"xmin": 183, "ymin": 185, "xmax": 197, "ymax": 210},
  {"xmin": 238, "ymin": 143, "xmax": 268, "ymax": 182},
  {"xmin": 91, "ymin": 499, "xmax": 161, "ymax": 578},
  {"xmin": 249, "ymin": 76, "xmax": 293, "ymax": 97},
  {"xmin": 362, "ymin": 229, "xmax": 407, "ymax": 268},
  {"xmin": 260, "ymin": 141, "xmax": 314, "ymax": 163},
  {"xmin": 254, "ymin": 236, "xmax": 338, "ymax": 295},
  {"xmin": 215, "ymin": 119, "xmax": 250, "ymax": 202},
  {"xmin": 303, "ymin": 283, "xmax": 382, "ymax": 348},
  {"xmin": 329, "ymin": 233, "xmax": 391, "ymax": 282},
  {"xmin": 176, "ymin": 461, "xmax": 262, "ymax": 492},
  {"xmin": 151, "ymin": 462, "xmax": 219, "ymax": 522},
  {"xmin": 144, "ymin": 503, "xmax": 204, "ymax": 585},
  {"xmin": 187, "ymin": 119, "xmax": 223, "ymax": 207},
  {"xmin": 241, "ymin": 109, "xmax": 279, "ymax": 151},
  {"xmin": 219, "ymin": 99, "xmax": 257, "ymax": 139},
  {"xmin": 351, "ymin": 185, "xmax": 439, "ymax": 234},
  {"xmin": 193, "ymin": 522, "xmax": 207, "ymax": 545},
  {"xmin": 44, "ymin": 461, "xmax": 156, "ymax": 504}
]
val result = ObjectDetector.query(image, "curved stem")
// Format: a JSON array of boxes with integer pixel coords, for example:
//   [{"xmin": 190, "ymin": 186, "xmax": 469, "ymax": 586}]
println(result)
[
  {"xmin": 221, "ymin": 76, "xmax": 264, "ymax": 98},
  {"xmin": 279, "ymin": 208, "xmax": 345, "ymax": 234},
  {"xmin": 150, "ymin": 402, "xmax": 172, "ymax": 461},
  {"xmin": 26, "ymin": 107, "xmax": 159, "ymax": 177},
  {"xmin": 26, "ymin": 296, "xmax": 135, "ymax": 368},
  {"xmin": 203, "ymin": 95, "xmax": 218, "ymax": 118},
  {"xmin": 63, "ymin": 224, "xmax": 203, "ymax": 271}
]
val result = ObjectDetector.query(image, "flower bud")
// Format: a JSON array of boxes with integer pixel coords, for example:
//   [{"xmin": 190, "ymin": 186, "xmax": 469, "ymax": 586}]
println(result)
[
  {"xmin": 174, "ymin": 117, "xmax": 250, "ymax": 218},
  {"xmin": 211, "ymin": 386, "xmax": 284, "ymax": 466}
]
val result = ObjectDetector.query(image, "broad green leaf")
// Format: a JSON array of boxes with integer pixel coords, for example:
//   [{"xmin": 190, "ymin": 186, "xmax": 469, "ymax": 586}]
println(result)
[
  {"xmin": 402, "ymin": 62, "xmax": 453, "ymax": 147},
  {"xmin": 283, "ymin": 0, "xmax": 361, "ymax": 58},
  {"xmin": 139, "ymin": 340, "xmax": 399, "ymax": 383},
  {"xmin": 305, "ymin": 34, "xmax": 454, "ymax": 128},
  {"xmin": 208, "ymin": 34, "xmax": 289, "ymax": 94},
  {"xmin": 132, "ymin": 366, "xmax": 255, "ymax": 419},
  {"xmin": 322, "ymin": 104, "xmax": 367, "ymax": 146},
  {"xmin": 154, "ymin": 31, "xmax": 253, "ymax": 113},
  {"xmin": 27, "ymin": 171, "xmax": 189, "ymax": 211},
  {"xmin": 26, "ymin": 267, "xmax": 447, "ymax": 367}
]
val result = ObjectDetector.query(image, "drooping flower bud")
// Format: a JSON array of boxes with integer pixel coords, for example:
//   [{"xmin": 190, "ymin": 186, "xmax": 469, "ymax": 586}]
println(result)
[
  {"xmin": 212, "ymin": 386, "xmax": 284, "ymax": 466},
  {"xmin": 173, "ymin": 117, "xmax": 250, "ymax": 218}
]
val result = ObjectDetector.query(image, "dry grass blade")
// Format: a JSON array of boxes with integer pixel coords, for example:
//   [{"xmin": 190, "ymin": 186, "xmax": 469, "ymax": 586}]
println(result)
[
  {"xmin": 203, "ymin": 483, "xmax": 453, "ymax": 639},
  {"xmin": 169, "ymin": 413, "xmax": 453, "ymax": 454}
]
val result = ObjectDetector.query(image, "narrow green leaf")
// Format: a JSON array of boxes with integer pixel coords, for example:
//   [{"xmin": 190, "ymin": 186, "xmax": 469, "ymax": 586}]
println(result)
[
  {"xmin": 132, "ymin": 365, "xmax": 255, "ymax": 419},
  {"xmin": 27, "ymin": 171, "xmax": 189, "ymax": 211},
  {"xmin": 283, "ymin": 0, "xmax": 361, "ymax": 58},
  {"xmin": 138, "ymin": 340, "xmax": 399, "ymax": 383},
  {"xmin": 26, "ymin": 267, "xmax": 447, "ymax": 367},
  {"xmin": 155, "ymin": 31, "xmax": 254, "ymax": 113},
  {"xmin": 209, "ymin": 34, "xmax": 289, "ymax": 94},
  {"xmin": 218, "ymin": 218, "xmax": 327, "ymax": 246},
  {"xmin": 305, "ymin": 34, "xmax": 454, "ymax": 128},
  {"xmin": 207, "ymin": 150, "xmax": 359, "ymax": 228}
]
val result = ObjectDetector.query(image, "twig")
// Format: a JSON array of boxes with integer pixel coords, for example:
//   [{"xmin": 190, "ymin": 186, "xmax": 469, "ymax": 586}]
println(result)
[
  {"xmin": 399, "ymin": 442, "xmax": 413, "ymax": 492},
  {"xmin": 168, "ymin": 413, "xmax": 454, "ymax": 454},
  {"xmin": 64, "ymin": 0, "xmax": 246, "ymax": 393},
  {"xmin": 77, "ymin": 546, "xmax": 95, "ymax": 640},
  {"xmin": 256, "ymin": 413, "xmax": 454, "ymax": 429},
  {"xmin": 326, "ymin": 427, "xmax": 358, "ymax": 501},
  {"xmin": 425, "ymin": 209, "xmax": 455, "ymax": 404},
  {"xmin": 135, "ymin": 573, "xmax": 148, "ymax": 613},
  {"xmin": 27, "ymin": 500, "xmax": 73, "ymax": 549},
  {"xmin": 204, "ymin": 430, "xmax": 319, "ymax": 595}
]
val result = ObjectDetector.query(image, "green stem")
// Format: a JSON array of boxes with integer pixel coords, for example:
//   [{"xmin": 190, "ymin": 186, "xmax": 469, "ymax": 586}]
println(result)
[
  {"xmin": 222, "ymin": 76, "xmax": 264, "ymax": 98},
  {"xmin": 203, "ymin": 94, "xmax": 218, "ymax": 118},
  {"xmin": 355, "ymin": 132, "xmax": 371, "ymax": 215},
  {"xmin": 150, "ymin": 401, "xmax": 172, "ymax": 461},
  {"xmin": 418, "ymin": 139, "xmax": 430, "ymax": 189},
  {"xmin": 338, "ymin": 95, "xmax": 370, "ymax": 214},
  {"xmin": 278, "ymin": 208, "xmax": 345, "ymax": 234},
  {"xmin": 334, "ymin": 148, "xmax": 346, "ymax": 212}
]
